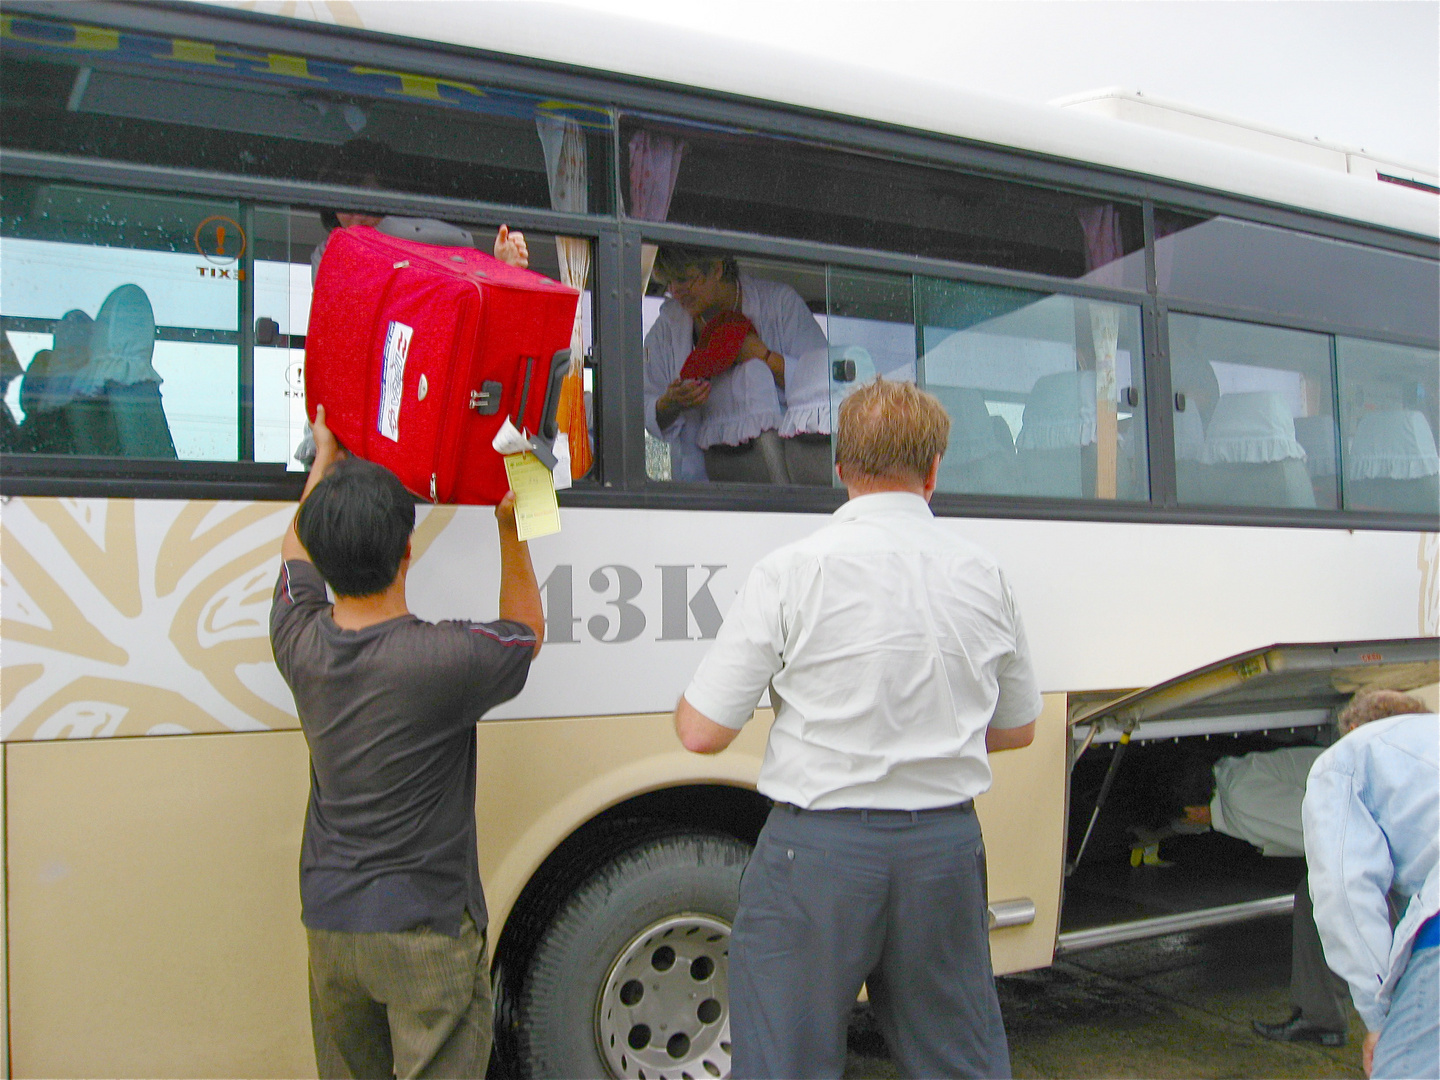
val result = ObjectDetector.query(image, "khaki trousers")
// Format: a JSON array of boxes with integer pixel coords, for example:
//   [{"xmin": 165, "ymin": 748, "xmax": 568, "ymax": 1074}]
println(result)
[{"xmin": 307, "ymin": 913, "xmax": 493, "ymax": 1080}]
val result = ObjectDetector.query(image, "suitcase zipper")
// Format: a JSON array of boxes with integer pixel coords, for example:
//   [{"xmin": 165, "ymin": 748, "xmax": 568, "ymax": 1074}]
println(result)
[{"xmin": 429, "ymin": 279, "xmax": 486, "ymax": 503}]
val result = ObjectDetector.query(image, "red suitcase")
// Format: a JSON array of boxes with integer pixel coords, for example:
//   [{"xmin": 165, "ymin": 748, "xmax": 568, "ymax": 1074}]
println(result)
[{"xmin": 305, "ymin": 226, "xmax": 579, "ymax": 504}]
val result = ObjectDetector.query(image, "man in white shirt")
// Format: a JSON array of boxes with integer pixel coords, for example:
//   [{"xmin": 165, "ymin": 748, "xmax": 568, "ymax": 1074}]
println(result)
[
  {"xmin": 674, "ymin": 379, "xmax": 1042, "ymax": 1079},
  {"xmin": 645, "ymin": 245, "xmax": 830, "ymax": 485}
]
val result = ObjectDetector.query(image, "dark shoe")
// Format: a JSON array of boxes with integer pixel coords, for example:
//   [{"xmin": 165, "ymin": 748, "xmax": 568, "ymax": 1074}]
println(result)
[{"xmin": 1252, "ymin": 1011, "xmax": 1345, "ymax": 1047}]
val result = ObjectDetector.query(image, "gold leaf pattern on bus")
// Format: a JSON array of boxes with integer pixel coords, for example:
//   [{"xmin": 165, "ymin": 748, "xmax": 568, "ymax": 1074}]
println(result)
[
  {"xmin": 27, "ymin": 499, "xmax": 143, "ymax": 619},
  {"xmin": 155, "ymin": 501, "xmax": 287, "ymax": 599},
  {"xmin": 1, "ymin": 499, "xmax": 295, "ymax": 741},
  {"xmin": 169, "ymin": 541, "xmax": 298, "ymax": 731},
  {"xmin": 411, "ymin": 505, "xmax": 457, "ymax": 565},
  {"xmin": 1, "ymin": 664, "xmax": 45, "ymax": 711},
  {"xmin": 7, "ymin": 676, "xmax": 231, "ymax": 740},
  {"xmin": 2, "ymin": 498, "xmax": 467, "ymax": 742},
  {"xmin": 0, "ymin": 523, "xmax": 130, "ymax": 665}
]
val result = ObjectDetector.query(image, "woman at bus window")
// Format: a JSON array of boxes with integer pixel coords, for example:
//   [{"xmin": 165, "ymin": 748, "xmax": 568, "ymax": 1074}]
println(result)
[{"xmin": 644, "ymin": 245, "xmax": 829, "ymax": 484}]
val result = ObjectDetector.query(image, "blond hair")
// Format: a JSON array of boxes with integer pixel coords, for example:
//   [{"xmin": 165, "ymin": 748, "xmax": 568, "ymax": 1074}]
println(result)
[
  {"xmin": 1337, "ymin": 688, "xmax": 1427, "ymax": 734},
  {"xmin": 835, "ymin": 379, "xmax": 950, "ymax": 484}
]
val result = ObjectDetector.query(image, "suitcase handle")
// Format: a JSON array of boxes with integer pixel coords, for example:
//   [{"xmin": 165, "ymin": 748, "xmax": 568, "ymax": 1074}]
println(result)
[{"xmin": 539, "ymin": 350, "xmax": 571, "ymax": 441}]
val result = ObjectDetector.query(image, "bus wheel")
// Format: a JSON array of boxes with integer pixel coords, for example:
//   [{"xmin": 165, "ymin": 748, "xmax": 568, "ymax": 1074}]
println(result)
[{"xmin": 516, "ymin": 831, "xmax": 750, "ymax": 1079}]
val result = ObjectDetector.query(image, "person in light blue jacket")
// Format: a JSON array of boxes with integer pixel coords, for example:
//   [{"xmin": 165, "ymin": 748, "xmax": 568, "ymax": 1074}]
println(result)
[{"xmin": 1302, "ymin": 693, "xmax": 1439, "ymax": 1080}]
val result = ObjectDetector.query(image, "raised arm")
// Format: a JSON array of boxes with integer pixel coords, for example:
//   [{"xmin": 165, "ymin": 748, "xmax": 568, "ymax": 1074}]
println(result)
[
  {"xmin": 282, "ymin": 404, "xmax": 345, "ymax": 564},
  {"xmin": 494, "ymin": 491, "xmax": 544, "ymax": 657}
]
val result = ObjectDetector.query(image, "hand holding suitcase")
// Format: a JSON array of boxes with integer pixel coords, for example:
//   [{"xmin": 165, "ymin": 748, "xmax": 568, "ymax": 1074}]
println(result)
[{"xmin": 305, "ymin": 226, "xmax": 579, "ymax": 504}]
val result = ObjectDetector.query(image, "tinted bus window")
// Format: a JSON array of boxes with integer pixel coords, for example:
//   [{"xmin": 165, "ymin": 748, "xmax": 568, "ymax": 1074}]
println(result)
[
  {"xmin": 638, "ymin": 243, "xmax": 1148, "ymax": 502},
  {"xmin": 917, "ymin": 279, "xmax": 1148, "ymax": 501},
  {"xmin": 1, "ymin": 178, "xmax": 243, "ymax": 460},
  {"xmin": 1169, "ymin": 313, "xmax": 1337, "ymax": 510},
  {"xmin": 1337, "ymin": 337, "xmax": 1439, "ymax": 514},
  {"xmin": 1156, "ymin": 210, "xmax": 1439, "ymax": 341},
  {"xmin": 1, "ymin": 180, "xmax": 597, "ymax": 470},
  {"xmin": 622, "ymin": 117, "xmax": 1144, "ymax": 283},
  {"xmin": 0, "ymin": 13, "xmax": 614, "ymax": 214}
]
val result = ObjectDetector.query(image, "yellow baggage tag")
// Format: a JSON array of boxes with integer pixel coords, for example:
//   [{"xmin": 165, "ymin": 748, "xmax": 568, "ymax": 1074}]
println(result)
[{"xmin": 503, "ymin": 452, "xmax": 561, "ymax": 541}]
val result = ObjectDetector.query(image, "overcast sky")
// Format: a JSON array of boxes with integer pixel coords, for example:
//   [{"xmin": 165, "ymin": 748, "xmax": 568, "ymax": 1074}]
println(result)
[{"xmin": 561, "ymin": 0, "xmax": 1440, "ymax": 171}]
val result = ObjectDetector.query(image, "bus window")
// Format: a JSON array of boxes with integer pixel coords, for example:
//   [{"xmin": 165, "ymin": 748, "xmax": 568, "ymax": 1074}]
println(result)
[
  {"xmin": 1155, "ymin": 210, "xmax": 1439, "ymax": 342},
  {"xmin": 823, "ymin": 266, "xmax": 917, "ymax": 480},
  {"xmin": 1, "ymin": 178, "xmax": 241, "ymax": 460},
  {"xmin": 251, "ymin": 206, "xmax": 322, "ymax": 470},
  {"xmin": 1169, "ymin": 314, "xmax": 1337, "ymax": 510},
  {"xmin": 620, "ymin": 116, "xmax": 1145, "ymax": 282},
  {"xmin": 1337, "ymin": 338, "xmax": 1440, "ymax": 514},
  {"xmin": 642, "ymin": 247, "xmax": 829, "ymax": 486},
  {"xmin": 0, "ymin": 11, "xmax": 614, "ymax": 215},
  {"xmin": 917, "ymin": 278, "xmax": 1148, "ymax": 501}
]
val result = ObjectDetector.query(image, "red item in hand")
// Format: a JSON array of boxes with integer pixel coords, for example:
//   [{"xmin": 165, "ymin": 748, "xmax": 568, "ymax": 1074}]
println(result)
[{"xmin": 679, "ymin": 311, "xmax": 756, "ymax": 381}]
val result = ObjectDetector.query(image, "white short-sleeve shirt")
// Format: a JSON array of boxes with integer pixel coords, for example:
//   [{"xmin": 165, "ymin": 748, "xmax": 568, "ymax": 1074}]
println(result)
[{"xmin": 684, "ymin": 492, "xmax": 1042, "ymax": 809}]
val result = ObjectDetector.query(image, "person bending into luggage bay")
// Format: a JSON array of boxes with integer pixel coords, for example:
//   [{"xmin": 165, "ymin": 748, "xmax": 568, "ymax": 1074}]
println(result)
[
  {"xmin": 644, "ymin": 245, "xmax": 830, "ymax": 485},
  {"xmin": 270, "ymin": 406, "xmax": 543, "ymax": 1080},
  {"xmin": 674, "ymin": 379, "xmax": 1043, "ymax": 1078},
  {"xmin": 1150, "ymin": 690, "xmax": 1428, "ymax": 1049},
  {"xmin": 1303, "ymin": 692, "xmax": 1438, "ymax": 1079}
]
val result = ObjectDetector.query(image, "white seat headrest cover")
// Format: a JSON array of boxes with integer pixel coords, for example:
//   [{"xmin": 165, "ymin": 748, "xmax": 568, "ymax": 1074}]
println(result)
[
  {"xmin": 1017, "ymin": 370, "xmax": 1097, "ymax": 451},
  {"xmin": 1200, "ymin": 392, "xmax": 1306, "ymax": 465},
  {"xmin": 1347, "ymin": 410, "xmax": 1440, "ymax": 480}
]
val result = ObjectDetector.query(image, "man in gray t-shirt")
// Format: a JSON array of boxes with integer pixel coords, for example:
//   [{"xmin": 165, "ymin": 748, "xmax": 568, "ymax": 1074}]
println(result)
[{"xmin": 270, "ymin": 406, "xmax": 543, "ymax": 1080}]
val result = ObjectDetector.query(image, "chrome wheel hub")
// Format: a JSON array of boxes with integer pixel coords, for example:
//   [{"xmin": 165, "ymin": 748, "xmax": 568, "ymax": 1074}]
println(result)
[{"xmin": 595, "ymin": 914, "xmax": 732, "ymax": 1079}]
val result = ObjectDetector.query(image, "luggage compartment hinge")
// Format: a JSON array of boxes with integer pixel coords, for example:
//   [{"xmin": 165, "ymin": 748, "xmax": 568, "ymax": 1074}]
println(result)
[{"xmin": 469, "ymin": 381, "xmax": 503, "ymax": 415}]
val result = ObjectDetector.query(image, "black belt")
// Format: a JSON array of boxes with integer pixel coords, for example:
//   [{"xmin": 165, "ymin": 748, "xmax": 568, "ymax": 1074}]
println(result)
[{"xmin": 775, "ymin": 800, "xmax": 973, "ymax": 822}]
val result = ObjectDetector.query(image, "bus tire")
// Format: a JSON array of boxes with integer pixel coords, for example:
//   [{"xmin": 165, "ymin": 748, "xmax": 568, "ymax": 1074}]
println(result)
[{"xmin": 515, "ymin": 831, "xmax": 751, "ymax": 1080}]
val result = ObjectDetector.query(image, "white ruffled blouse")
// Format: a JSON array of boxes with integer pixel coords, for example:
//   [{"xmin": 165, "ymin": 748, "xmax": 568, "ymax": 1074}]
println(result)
[{"xmin": 644, "ymin": 274, "xmax": 829, "ymax": 478}]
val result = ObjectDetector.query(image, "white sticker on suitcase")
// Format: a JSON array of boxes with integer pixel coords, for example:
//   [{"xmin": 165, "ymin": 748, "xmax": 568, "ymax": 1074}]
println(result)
[{"xmin": 378, "ymin": 320, "xmax": 413, "ymax": 442}]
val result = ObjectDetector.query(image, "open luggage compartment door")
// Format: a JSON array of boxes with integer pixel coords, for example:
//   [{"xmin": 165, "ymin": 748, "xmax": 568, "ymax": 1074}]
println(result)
[
  {"xmin": 1071, "ymin": 637, "xmax": 1439, "ymax": 747},
  {"xmin": 1059, "ymin": 637, "xmax": 1436, "ymax": 952}
]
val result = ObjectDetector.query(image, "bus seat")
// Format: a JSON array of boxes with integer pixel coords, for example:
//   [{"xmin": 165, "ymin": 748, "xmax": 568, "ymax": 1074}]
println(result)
[
  {"xmin": 929, "ymin": 384, "xmax": 1018, "ymax": 495},
  {"xmin": 1016, "ymin": 370, "xmax": 1097, "ymax": 498},
  {"xmin": 80, "ymin": 284, "xmax": 177, "ymax": 459},
  {"xmin": 1346, "ymin": 409, "xmax": 1440, "ymax": 514},
  {"xmin": 17, "ymin": 349, "xmax": 78, "ymax": 455},
  {"xmin": 1196, "ymin": 391, "xmax": 1314, "ymax": 508},
  {"xmin": 777, "ymin": 347, "xmax": 868, "ymax": 486},
  {"xmin": 990, "ymin": 413, "xmax": 1016, "ymax": 455}
]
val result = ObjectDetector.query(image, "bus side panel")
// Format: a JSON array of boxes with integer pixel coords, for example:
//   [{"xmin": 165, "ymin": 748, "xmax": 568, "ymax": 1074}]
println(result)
[
  {"xmin": 475, "ymin": 710, "xmax": 774, "ymax": 934},
  {"xmin": 5, "ymin": 732, "xmax": 315, "ymax": 1079},
  {"xmin": 977, "ymin": 692, "xmax": 1068, "ymax": 974}
]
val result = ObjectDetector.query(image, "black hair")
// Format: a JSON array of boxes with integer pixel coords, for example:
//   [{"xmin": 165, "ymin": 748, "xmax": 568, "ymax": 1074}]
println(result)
[
  {"xmin": 317, "ymin": 137, "xmax": 397, "ymax": 233},
  {"xmin": 296, "ymin": 458, "xmax": 416, "ymax": 597},
  {"xmin": 1170, "ymin": 753, "xmax": 1219, "ymax": 817},
  {"xmin": 653, "ymin": 244, "xmax": 739, "ymax": 285}
]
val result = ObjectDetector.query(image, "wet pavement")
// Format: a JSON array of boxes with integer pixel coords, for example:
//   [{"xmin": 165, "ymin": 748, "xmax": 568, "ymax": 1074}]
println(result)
[{"xmin": 844, "ymin": 915, "xmax": 1366, "ymax": 1079}]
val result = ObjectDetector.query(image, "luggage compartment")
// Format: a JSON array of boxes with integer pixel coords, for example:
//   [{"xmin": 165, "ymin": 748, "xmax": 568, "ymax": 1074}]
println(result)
[{"xmin": 1055, "ymin": 638, "xmax": 1437, "ymax": 953}]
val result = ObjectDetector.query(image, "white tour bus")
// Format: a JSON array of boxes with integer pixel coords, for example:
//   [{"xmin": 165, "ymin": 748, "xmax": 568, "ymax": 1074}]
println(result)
[{"xmin": 0, "ymin": 3, "xmax": 1436, "ymax": 1078}]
